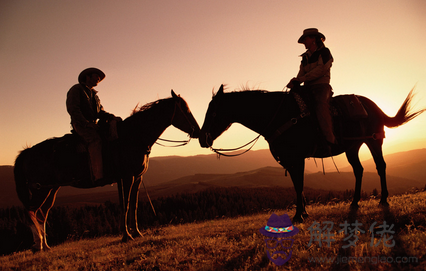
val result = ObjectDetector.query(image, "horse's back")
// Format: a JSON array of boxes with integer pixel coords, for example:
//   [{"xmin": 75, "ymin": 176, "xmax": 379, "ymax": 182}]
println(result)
[
  {"xmin": 18, "ymin": 134, "xmax": 86, "ymax": 168},
  {"xmin": 14, "ymin": 134, "xmax": 92, "ymax": 188}
]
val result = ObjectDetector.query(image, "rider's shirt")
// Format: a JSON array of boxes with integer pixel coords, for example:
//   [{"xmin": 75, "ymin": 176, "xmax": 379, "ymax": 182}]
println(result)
[
  {"xmin": 296, "ymin": 45, "xmax": 333, "ymax": 86},
  {"xmin": 66, "ymin": 83, "xmax": 108, "ymax": 127}
]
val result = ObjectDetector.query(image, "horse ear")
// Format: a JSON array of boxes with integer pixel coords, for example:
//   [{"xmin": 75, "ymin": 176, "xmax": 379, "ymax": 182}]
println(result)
[
  {"xmin": 215, "ymin": 84, "xmax": 224, "ymax": 98},
  {"xmin": 171, "ymin": 89, "xmax": 179, "ymax": 99},
  {"xmin": 218, "ymin": 84, "xmax": 224, "ymax": 94}
]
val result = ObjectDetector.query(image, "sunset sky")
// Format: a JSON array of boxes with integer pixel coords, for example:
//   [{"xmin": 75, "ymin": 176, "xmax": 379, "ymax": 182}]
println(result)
[{"xmin": 1, "ymin": 0, "xmax": 425, "ymax": 166}]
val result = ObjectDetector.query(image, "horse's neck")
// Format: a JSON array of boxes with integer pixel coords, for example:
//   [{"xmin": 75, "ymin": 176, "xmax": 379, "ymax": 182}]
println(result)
[
  {"xmin": 120, "ymin": 102, "xmax": 173, "ymax": 147},
  {"xmin": 225, "ymin": 92, "xmax": 290, "ymax": 134}
]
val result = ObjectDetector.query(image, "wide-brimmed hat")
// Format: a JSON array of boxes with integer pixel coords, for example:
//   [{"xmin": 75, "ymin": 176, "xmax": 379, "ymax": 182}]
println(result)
[
  {"xmin": 259, "ymin": 213, "xmax": 299, "ymax": 238},
  {"xmin": 78, "ymin": 67, "xmax": 106, "ymax": 84},
  {"xmin": 298, "ymin": 28, "xmax": 326, "ymax": 43}
]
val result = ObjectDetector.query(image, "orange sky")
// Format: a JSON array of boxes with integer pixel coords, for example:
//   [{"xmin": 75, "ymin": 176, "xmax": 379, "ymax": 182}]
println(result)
[{"xmin": 1, "ymin": 1, "xmax": 425, "ymax": 165}]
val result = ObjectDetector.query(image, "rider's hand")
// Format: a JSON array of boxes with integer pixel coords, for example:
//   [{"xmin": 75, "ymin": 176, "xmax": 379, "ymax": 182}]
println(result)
[
  {"xmin": 287, "ymin": 78, "xmax": 300, "ymax": 89},
  {"xmin": 86, "ymin": 122, "xmax": 99, "ymax": 130}
]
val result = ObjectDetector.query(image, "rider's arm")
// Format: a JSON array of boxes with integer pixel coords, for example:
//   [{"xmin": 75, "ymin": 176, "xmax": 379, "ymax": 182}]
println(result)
[{"xmin": 297, "ymin": 54, "xmax": 332, "ymax": 84}]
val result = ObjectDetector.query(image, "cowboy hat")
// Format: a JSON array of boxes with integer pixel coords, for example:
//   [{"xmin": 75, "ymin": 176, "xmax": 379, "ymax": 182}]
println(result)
[
  {"xmin": 298, "ymin": 28, "xmax": 326, "ymax": 43},
  {"xmin": 259, "ymin": 213, "xmax": 299, "ymax": 238},
  {"xmin": 78, "ymin": 67, "xmax": 106, "ymax": 84}
]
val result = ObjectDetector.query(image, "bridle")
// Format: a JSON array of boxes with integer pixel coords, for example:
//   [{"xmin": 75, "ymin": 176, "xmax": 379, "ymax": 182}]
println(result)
[{"xmin": 155, "ymin": 96, "xmax": 197, "ymax": 147}]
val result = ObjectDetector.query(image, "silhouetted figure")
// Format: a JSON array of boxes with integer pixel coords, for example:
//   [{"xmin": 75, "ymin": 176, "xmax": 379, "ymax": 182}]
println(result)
[
  {"xmin": 66, "ymin": 68, "xmax": 120, "ymax": 184},
  {"xmin": 15, "ymin": 90, "xmax": 200, "ymax": 251},
  {"xmin": 199, "ymin": 84, "xmax": 425, "ymax": 222},
  {"xmin": 287, "ymin": 28, "xmax": 336, "ymax": 144}
]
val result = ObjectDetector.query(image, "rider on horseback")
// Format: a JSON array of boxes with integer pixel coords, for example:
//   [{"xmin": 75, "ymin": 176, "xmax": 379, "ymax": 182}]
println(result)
[
  {"xmin": 287, "ymin": 28, "xmax": 336, "ymax": 145},
  {"xmin": 66, "ymin": 68, "xmax": 120, "ymax": 184}
]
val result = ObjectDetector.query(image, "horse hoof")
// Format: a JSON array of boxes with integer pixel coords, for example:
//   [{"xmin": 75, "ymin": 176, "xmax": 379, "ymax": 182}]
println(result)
[
  {"xmin": 43, "ymin": 246, "xmax": 51, "ymax": 251},
  {"xmin": 350, "ymin": 203, "xmax": 359, "ymax": 210},
  {"xmin": 31, "ymin": 245, "xmax": 42, "ymax": 253},
  {"xmin": 292, "ymin": 215, "xmax": 304, "ymax": 224},
  {"xmin": 379, "ymin": 201, "xmax": 389, "ymax": 208},
  {"xmin": 122, "ymin": 235, "xmax": 134, "ymax": 243},
  {"xmin": 131, "ymin": 231, "xmax": 143, "ymax": 239}
]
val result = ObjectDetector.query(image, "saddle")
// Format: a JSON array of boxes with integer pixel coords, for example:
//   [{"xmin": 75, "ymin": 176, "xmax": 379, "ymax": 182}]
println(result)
[
  {"xmin": 47, "ymin": 133, "xmax": 92, "ymax": 185},
  {"xmin": 49, "ymin": 120, "xmax": 120, "ymax": 187},
  {"xmin": 291, "ymin": 86, "xmax": 368, "ymax": 121},
  {"xmin": 58, "ymin": 132, "xmax": 87, "ymax": 152},
  {"xmin": 331, "ymin": 94, "xmax": 368, "ymax": 121}
]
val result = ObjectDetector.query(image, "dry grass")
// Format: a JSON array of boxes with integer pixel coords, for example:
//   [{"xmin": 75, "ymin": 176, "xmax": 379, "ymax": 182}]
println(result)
[{"xmin": 1, "ymin": 192, "xmax": 425, "ymax": 270}]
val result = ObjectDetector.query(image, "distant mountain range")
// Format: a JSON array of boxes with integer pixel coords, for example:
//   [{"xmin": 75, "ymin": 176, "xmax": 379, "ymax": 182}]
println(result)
[{"xmin": 1, "ymin": 148, "xmax": 425, "ymax": 208}]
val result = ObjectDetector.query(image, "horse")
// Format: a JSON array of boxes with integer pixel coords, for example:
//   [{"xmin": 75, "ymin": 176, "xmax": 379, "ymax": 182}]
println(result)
[
  {"xmin": 14, "ymin": 90, "xmax": 200, "ymax": 251},
  {"xmin": 199, "ymin": 84, "xmax": 425, "ymax": 223}
]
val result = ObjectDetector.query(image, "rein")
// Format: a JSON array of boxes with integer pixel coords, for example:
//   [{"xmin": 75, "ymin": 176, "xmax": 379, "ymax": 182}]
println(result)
[
  {"xmin": 211, "ymin": 135, "xmax": 261, "ymax": 158},
  {"xmin": 155, "ymin": 137, "xmax": 191, "ymax": 147}
]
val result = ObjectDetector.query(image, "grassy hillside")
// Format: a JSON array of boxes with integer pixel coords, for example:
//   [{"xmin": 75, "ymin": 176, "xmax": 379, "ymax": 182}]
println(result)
[{"xmin": 1, "ymin": 191, "xmax": 425, "ymax": 270}]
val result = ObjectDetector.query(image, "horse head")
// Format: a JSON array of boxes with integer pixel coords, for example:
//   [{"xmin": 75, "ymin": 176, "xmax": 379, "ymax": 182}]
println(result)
[
  {"xmin": 199, "ymin": 84, "xmax": 232, "ymax": 148},
  {"xmin": 171, "ymin": 90, "xmax": 200, "ymax": 139}
]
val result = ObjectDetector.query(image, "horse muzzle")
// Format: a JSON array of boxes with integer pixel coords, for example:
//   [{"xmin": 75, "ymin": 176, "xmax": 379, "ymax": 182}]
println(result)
[
  {"xmin": 190, "ymin": 126, "xmax": 201, "ymax": 139},
  {"xmin": 199, "ymin": 132, "xmax": 213, "ymax": 148}
]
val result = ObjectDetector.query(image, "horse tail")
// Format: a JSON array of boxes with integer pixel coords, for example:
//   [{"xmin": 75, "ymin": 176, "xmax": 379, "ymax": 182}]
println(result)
[
  {"xmin": 383, "ymin": 88, "xmax": 426, "ymax": 128},
  {"xmin": 14, "ymin": 148, "xmax": 31, "ymax": 209}
]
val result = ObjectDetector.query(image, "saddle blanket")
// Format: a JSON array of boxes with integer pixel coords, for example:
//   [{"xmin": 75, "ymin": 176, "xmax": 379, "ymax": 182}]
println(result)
[{"xmin": 334, "ymin": 94, "xmax": 368, "ymax": 120}]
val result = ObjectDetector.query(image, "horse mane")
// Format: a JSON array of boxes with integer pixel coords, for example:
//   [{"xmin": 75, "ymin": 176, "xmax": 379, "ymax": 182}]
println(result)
[
  {"xmin": 237, "ymin": 83, "xmax": 270, "ymax": 93},
  {"xmin": 213, "ymin": 85, "xmax": 270, "ymax": 98},
  {"xmin": 131, "ymin": 98, "xmax": 169, "ymax": 116},
  {"xmin": 237, "ymin": 89, "xmax": 270, "ymax": 94}
]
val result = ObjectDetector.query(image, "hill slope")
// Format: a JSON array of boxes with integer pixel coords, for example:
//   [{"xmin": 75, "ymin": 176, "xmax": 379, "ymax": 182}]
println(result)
[
  {"xmin": 1, "ymin": 148, "xmax": 425, "ymax": 208},
  {"xmin": 1, "ymin": 191, "xmax": 425, "ymax": 270},
  {"xmin": 340, "ymin": 148, "xmax": 426, "ymax": 180}
]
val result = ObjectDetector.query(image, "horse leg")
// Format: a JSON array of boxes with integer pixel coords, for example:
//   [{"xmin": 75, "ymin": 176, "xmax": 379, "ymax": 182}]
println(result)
[
  {"xmin": 28, "ymin": 210, "xmax": 43, "ymax": 252},
  {"xmin": 27, "ymin": 189, "xmax": 54, "ymax": 252},
  {"xmin": 118, "ymin": 176, "xmax": 134, "ymax": 242},
  {"xmin": 128, "ymin": 175, "xmax": 143, "ymax": 238},
  {"xmin": 345, "ymin": 143, "xmax": 364, "ymax": 209},
  {"xmin": 366, "ymin": 139, "xmax": 388, "ymax": 206},
  {"xmin": 286, "ymin": 159, "xmax": 308, "ymax": 223},
  {"xmin": 37, "ymin": 187, "xmax": 60, "ymax": 251}
]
